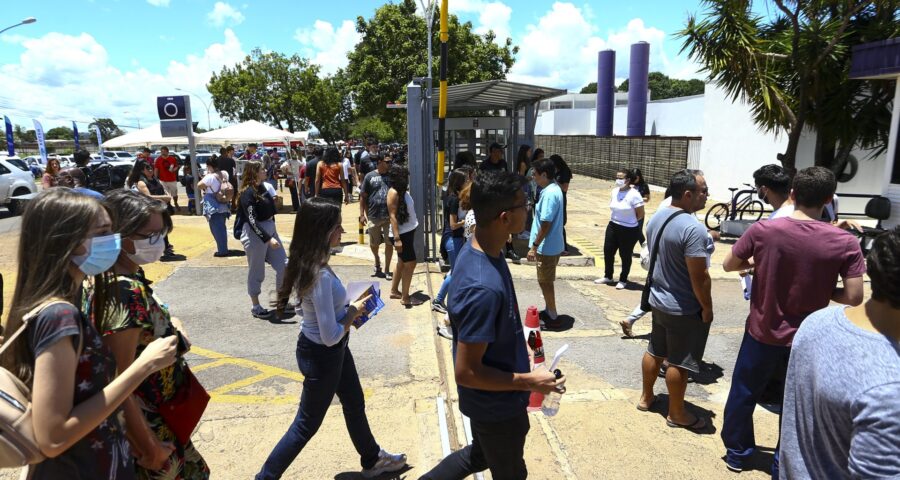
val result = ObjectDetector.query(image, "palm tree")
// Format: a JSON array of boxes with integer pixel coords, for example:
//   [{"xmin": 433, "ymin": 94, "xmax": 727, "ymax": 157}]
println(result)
[{"xmin": 678, "ymin": 0, "xmax": 899, "ymax": 176}]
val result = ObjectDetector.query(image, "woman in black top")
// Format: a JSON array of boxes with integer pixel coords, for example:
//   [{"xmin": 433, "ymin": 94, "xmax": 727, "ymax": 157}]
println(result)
[
  {"xmin": 632, "ymin": 168, "xmax": 651, "ymax": 246},
  {"xmin": 127, "ymin": 159, "xmax": 176, "ymax": 258},
  {"xmin": 238, "ymin": 161, "xmax": 288, "ymax": 320}
]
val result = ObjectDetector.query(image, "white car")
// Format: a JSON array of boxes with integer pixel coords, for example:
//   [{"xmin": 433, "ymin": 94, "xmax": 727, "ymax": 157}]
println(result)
[
  {"xmin": 102, "ymin": 151, "xmax": 136, "ymax": 162},
  {"xmin": 0, "ymin": 156, "xmax": 39, "ymax": 215}
]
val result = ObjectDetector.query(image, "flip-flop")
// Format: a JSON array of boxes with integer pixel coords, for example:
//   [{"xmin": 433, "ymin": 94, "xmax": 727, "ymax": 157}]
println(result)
[
  {"xmin": 390, "ymin": 293, "xmax": 403, "ymax": 300},
  {"xmin": 666, "ymin": 416, "xmax": 707, "ymax": 432},
  {"xmin": 636, "ymin": 396, "xmax": 656, "ymax": 412}
]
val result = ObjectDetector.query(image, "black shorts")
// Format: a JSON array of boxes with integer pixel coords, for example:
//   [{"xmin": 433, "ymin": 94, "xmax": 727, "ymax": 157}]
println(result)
[
  {"xmin": 647, "ymin": 308, "xmax": 710, "ymax": 373},
  {"xmin": 390, "ymin": 228, "xmax": 418, "ymax": 263}
]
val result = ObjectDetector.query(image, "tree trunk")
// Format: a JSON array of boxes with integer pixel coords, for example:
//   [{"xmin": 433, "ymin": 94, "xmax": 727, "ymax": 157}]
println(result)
[{"xmin": 814, "ymin": 133, "xmax": 837, "ymax": 169}]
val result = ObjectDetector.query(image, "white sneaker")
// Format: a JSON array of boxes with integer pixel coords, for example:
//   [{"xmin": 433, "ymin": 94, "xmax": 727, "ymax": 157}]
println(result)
[
  {"xmin": 616, "ymin": 281, "xmax": 627, "ymax": 290},
  {"xmin": 362, "ymin": 449, "xmax": 407, "ymax": 478},
  {"xmin": 594, "ymin": 277, "xmax": 614, "ymax": 285}
]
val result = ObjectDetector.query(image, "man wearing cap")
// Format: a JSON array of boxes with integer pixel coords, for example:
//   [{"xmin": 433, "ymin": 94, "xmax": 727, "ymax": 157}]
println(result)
[{"xmin": 479, "ymin": 143, "xmax": 508, "ymax": 172}]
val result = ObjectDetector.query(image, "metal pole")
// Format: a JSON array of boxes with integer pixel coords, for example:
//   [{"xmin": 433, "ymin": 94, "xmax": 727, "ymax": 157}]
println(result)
[
  {"xmin": 0, "ymin": 17, "xmax": 36, "ymax": 36},
  {"xmin": 437, "ymin": 0, "xmax": 448, "ymax": 185},
  {"xmin": 184, "ymin": 96, "xmax": 202, "ymax": 216}
]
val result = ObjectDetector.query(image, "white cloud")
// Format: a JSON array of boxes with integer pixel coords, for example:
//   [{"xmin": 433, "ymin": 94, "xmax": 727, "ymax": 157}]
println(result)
[
  {"xmin": 207, "ymin": 2, "xmax": 245, "ymax": 27},
  {"xmin": 0, "ymin": 29, "xmax": 245, "ymax": 130},
  {"xmin": 146, "ymin": 0, "xmax": 170, "ymax": 7},
  {"xmin": 294, "ymin": 20, "xmax": 361, "ymax": 76},
  {"xmin": 508, "ymin": 2, "xmax": 701, "ymax": 91},
  {"xmin": 452, "ymin": 0, "xmax": 512, "ymax": 44}
]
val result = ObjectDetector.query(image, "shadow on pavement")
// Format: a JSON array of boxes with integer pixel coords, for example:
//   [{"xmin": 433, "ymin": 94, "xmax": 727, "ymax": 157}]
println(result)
[
  {"xmin": 334, "ymin": 464, "xmax": 413, "ymax": 480},
  {"xmin": 643, "ymin": 393, "xmax": 719, "ymax": 435},
  {"xmin": 541, "ymin": 314, "xmax": 575, "ymax": 332}
]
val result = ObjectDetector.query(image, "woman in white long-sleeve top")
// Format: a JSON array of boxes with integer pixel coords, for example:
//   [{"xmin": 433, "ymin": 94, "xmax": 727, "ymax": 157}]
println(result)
[{"xmin": 255, "ymin": 197, "xmax": 407, "ymax": 480}]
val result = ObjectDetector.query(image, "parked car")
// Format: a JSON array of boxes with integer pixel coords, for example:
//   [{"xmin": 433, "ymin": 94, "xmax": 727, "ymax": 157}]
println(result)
[
  {"xmin": 101, "ymin": 151, "xmax": 136, "ymax": 161},
  {"xmin": 0, "ymin": 156, "xmax": 38, "ymax": 215}
]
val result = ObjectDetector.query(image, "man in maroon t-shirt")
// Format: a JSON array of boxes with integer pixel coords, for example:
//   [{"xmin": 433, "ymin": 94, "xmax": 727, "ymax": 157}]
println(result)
[
  {"xmin": 155, "ymin": 146, "xmax": 180, "ymax": 211},
  {"xmin": 720, "ymin": 166, "xmax": 865, "ymax": 476}
]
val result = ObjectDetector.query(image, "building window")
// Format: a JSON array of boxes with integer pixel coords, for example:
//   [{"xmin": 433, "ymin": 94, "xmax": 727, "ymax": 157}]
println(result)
[{"xmin": 549, "ymin": 102, "xmax": 571, "ymax": 110}]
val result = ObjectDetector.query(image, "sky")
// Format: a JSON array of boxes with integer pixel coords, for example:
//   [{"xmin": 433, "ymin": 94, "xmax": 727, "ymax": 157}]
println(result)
[{"xmin": 0, "ymin": 0, "xmax": 720, "ymax": 132}]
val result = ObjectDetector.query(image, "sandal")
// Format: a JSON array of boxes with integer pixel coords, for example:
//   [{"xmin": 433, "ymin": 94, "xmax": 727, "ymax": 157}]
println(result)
[
  {"xmin": 390, "ymin": 292, "xmax": 402, "ymax": 300},
  {"xmin": 666, "ymin": 416, "xmax": 708, "ymax": 432},
  {"xmin": 636, "ymin": 396, "xmax": 656, "ymax": 412}
]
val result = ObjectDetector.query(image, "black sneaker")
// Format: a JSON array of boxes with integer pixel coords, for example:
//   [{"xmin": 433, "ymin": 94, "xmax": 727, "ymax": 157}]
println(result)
[
  {"xmin": 539, "ymin": 310, "xmax": 562, "ymax": 330},
  {"xmin": 251, "ymin": 305, "xmax": 273, "ymax": 319},
  {"xmin": 373, "ymin": 266, "xmax": 385, "ymax": 278},
  {"xmin": 431, "ymin": 301, "xmax": 448, "ymax": 314},
  {"xmin": 505, "ymin": 248, "xmax": 520, "ymax": 262}
]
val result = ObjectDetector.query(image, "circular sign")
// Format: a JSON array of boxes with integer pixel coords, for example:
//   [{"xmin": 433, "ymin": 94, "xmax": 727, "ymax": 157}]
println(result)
[{"xmin": 163, "ymin": 102, "xmax": 179, "ymax": 118}]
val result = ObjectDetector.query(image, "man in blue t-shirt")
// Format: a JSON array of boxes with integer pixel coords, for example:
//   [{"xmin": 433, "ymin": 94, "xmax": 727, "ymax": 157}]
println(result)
[
  {"xmin": 527, "ymin": 157, "xmax": 566, "ymax": 330},
  {"xmin": 420, "ymin": 170, "xmax": 562, "ymax": 480}
]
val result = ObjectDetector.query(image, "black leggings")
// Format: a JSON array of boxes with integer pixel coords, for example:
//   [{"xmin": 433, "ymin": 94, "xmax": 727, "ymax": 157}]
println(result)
[{"xmin": 604, "ymin": 221, "xmax": 641, "ymax": 282}]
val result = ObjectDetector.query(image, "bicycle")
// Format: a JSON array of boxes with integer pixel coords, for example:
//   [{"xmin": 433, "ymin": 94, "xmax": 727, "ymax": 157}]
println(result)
[{"xmin": 704, "ymin": 183, "xmax": 764, "ymax": 230}]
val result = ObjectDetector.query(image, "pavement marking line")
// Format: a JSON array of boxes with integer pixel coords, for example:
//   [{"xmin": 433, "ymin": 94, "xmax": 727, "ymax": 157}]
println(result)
[
  {"xmin": 436, "ymin": 396, "xmax": 451, "ymax": 457},
  {"xmin": 566, "ymin": 233, "xmax": 604, "ymax": 268},
  {"xmin": 189, "ymin": 346, "xmax": 373, "ymax": 404},
  {"xmin": 535, "ymin": 413, "xmax": 579, "ymax": 479}
]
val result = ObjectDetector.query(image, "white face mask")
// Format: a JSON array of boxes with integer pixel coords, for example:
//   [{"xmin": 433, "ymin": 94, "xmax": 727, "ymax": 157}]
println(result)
[
  {"xmin": 615, "ymin": 178, "xmax": 626, "ymax": 187},
  {"xmin": 127, "ymin": 237, "xmax": 166, "ymax": 265}
]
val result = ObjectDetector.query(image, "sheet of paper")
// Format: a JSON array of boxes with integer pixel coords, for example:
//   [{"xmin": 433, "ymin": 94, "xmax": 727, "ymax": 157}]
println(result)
[{"xmin": 345, "ymin": 281, "xmax": 380, "ymax": 304}]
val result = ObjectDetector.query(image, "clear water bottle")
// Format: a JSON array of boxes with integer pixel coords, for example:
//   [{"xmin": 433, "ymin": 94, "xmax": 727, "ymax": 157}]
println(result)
[{"xmin": 542, "ymin": 369, "xmax": 565, "ymax": 416}]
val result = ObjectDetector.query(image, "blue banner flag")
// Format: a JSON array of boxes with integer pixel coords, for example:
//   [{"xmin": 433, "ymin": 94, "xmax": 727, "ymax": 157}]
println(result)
[
  {"xmin": 3, "ymin": 116, "xmax": 13, "ymax": 156},
  {"xmin": 33, "ymin": 119, "xmax": 48, "ymax": 164},
  {"xmin": 73, "ymin": 121, "xmax": 80, "ymax": 150}
]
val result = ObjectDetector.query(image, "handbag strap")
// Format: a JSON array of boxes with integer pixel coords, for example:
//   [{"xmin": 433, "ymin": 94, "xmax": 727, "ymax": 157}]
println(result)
[
  {"xmin": 642, "ymin": 210, "xmax": 689, "ymax": 303},
  {"xmin": 0, "ymin": 300, "xmax": 83, "ymax": 357}
]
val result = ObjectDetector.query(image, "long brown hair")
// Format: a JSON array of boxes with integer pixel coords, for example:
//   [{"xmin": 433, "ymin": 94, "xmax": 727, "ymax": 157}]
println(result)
[
  {"xmin": 278, "ymin": 197, "xmax": 341, "ymax": 305},
  {"xmin": 240, "ymin": 160, "xmax": 264, "ymax": 201},
  {"xmin": 1, "ymin": 189, "xmax": 113, "ymax": 385}
]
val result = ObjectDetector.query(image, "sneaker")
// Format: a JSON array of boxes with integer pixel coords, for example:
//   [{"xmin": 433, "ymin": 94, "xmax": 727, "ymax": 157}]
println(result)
[
  {"xmin": 213, "ymin": 252, "xmax": 228, "ymax": 258},
  {"xmin": 373, "ymin": 266, "xmax": 384, "ymax": 278},
  {"xmin": 436, "ymin": 325, "xmax": 453, "ymax": 340},
  {"xmin": 539, "ymin": 310, "xmax": 562, "ymax": 330},
  {"xmin": 361, "ymin": 449, "xmax": 407, "ymax": 478},
  {"xmin": 431, "ymin": 301, "xmax": 448, "ymax": 314},
  {"xmin": 616, "ymin": 281, "xmax": 627, "ymax": 290},
  {"xmin": 594, "ymin": 277, "xmax": 614, "ymax": 285},
  {"xmin": 251, "ymin": 305, "xmax": 272, "ymax": 319},
  {"xmin": 725, "ymin": 460, "xmax": 743, "ymax": 473},
  {"xmin": 505, "ymin": 249, "xmax": 520, "ymax": 262},
  {"xmin": 385, "ymin": 271, "xmax": 393, "ymax": 281}
]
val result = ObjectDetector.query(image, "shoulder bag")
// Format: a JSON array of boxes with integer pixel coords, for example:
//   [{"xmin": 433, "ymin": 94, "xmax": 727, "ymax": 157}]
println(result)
[
  {"xmin": 640, "ymin": 211, "xmax": 688, "ymax": 312},
  {"xmin": 213, "ymin": 173, "xmax": 233, "ymax": 204},
  {"xmin": 0, "ymin": 300, "xmax": 82, "ymax": 467}
]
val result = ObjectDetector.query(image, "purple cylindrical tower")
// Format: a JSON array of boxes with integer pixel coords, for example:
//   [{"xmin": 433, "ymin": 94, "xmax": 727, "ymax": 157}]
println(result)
[
  {"xmin": 596, "ymin": 50, "xmax": 616, "ymax": 137},
  {"xmin": 626, "ymin": 41, "xmax": 650, "ymax": 136}
]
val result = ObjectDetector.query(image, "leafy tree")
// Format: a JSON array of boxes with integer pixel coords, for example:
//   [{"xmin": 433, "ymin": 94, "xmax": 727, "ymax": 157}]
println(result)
[
  {"xmin": 580, "ymin": 82, "xmax": 598, "ymax": 94},
  {"xmin": 679, "ymin": 0, "xmax": 899, "ymax": 175},
  {"xmin": 13, "ymin": 125, "xmax": 35, "ymax": 143},
  {"xmin": 307, "ymin": 73, "xmax": 354, "ymax": 144},
  {"xmin": 88, "ymin": 118, "xmax": 124, "ymax": 144},
  {"xmin": 208, "ymin": 48, "xmax": 320, "ymax": 132},
  {"xmin": 345, "ymin": 0, "xmax": 518, "ymax": 136},
  {"xmin": 349, "ymin": 116, "xmax": 395, "ymax": 142},
  {"xmin": 45, "ymin": 126, "xmax": 75, "ymax": 140},
  {"xmin": 616, "ymin": 72, "xmax": 706, "ymax": 99}
]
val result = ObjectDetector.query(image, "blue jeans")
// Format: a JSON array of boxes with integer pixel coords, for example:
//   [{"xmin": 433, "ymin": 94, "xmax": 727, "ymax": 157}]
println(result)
[
  {"xmin": 435, "ymin": 236, "xmax": 464, "ymax": 304},
  {"xmin": 208, "ymin": 212, "xmax": 229, "ymax": 254},
  {"xmin": 256, "ymin": 334, "xmax": 380, "ymax": 479},
  {"xmin": 721, "ymin": 332, "xmax": 790, "ymax": 477}
]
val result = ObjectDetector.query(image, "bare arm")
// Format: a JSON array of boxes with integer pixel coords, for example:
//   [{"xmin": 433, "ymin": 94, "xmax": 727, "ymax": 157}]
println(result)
[
  {"xmin": 686, "ymin": 256, "xmax": 713, "ymax": 322},
  {"xmin": 387, "ymin": 189, "xmax": 401, "ymax": 250},
  {"xmin": 531, "ymin": 221, "xmax": 552, "ymax": 249},
  {"xmin": 832, "ymin": 276, "xmax": 864, "ymax": 306},
  {"xmin": 634, "ymin": 205, "xmax": 645, "ymax": 221},
  {"xmin": 315, "ymin": 164, "xmax": 322, "ymax": 197},
  {"xmin": 359, "ymin": 189, "xmax": 369, "ymax": 224},
  {"xmin": 138, "ymin": 181, "xmax": 171, "ymax": 203},
  {"xmin": 723, "ymin": 249, "xmax": 753, "ymax": 272},
  {"xmin": 31, "ymin": 335, "xmax": 177, "ymax": 458},
  {"xmin": 455, "ymin": 341, "xmax": 560, "ymax": 394}
]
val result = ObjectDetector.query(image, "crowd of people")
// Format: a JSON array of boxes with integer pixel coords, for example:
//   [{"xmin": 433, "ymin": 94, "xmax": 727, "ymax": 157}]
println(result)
[{"xmin": 4, "ymin": 136, "xmax": 898, "ymax": 480}]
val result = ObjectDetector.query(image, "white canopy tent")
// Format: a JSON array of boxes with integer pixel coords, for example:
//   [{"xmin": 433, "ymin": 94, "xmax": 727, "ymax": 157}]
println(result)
[
  {"xmin": 101, "ymin": 123, "xmax": 188, "ymax": 148},
  {"xmin": 195, "ymin": 120, "xmax": 302, "ymax": 145}
]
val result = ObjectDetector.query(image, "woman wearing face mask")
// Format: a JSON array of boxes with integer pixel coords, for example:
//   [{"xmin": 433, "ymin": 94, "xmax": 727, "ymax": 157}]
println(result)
[
  {"xmin": 198, "ymin": 156, "xmax": 232, "ymax": 257},
  {"xmin": 0, "ymin": 188, "xmax": 178, "ymax": 480},
  {"xmin": 255, "ymin": 197, "xmax": 407, "ymax": 480},
  {"xmin": 595, "ymin": 168, "xmax": 645, "ymax": 289},
  {"xmin": 239, "ymin": 161, "xmax": 288, "ymax": 320},
  {"xmin": 89, "ymin": 190, "xmax": 209, "ymax": 479}
]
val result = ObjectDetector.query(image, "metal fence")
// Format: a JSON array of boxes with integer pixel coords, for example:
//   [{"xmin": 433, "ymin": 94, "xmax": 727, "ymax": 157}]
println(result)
[{"xmin": 534, "ymin": 135, "xmax": 700, "ymax": 186}]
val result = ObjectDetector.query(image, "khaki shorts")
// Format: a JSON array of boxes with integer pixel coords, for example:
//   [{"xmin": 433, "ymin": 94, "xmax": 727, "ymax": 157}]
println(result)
[
  {"xmin": 367, "ymin": 218, "xmax": 391, "ymax": 245},
  {"xmin": 536, "ymin": 254, "xmax": 560, "ymax": 283},
  {"xmin": 161, "ymin": 181, "xmax": 178, "ymax": 199}
]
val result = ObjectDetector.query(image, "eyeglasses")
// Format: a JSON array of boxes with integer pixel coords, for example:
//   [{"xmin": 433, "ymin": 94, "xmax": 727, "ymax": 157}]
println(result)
[
  {"xmin": 497, "ymin": 203, "xmax": 527, "ymax": 217},
  {"xmin": 132, "ymin": 229, "xmax": 167, "ymax": 245}
]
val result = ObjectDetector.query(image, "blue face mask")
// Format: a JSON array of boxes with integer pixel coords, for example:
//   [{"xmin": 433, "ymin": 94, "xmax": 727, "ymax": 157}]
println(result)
[{"xmin": 71, "ymin": 233, "xmax": 122, "ymax": 276}]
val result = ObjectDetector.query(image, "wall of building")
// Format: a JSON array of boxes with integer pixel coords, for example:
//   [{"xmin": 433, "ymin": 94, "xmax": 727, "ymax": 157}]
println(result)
[{"xmin": 535, "ymin": 95, "xmax": 704, "ymax": 137}]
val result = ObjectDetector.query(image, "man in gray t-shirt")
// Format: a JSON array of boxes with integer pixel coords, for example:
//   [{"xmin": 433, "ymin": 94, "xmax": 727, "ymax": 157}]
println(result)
[
  {"xmin": 780, "ymin": 228, "xmax": 900, "ymax": 479},
  {"xmin": 638, "ymin": 169, "xmax": 714, "ymax": 432},
  {"xmin": 359, "ymin": 154, "xmax": 393, "ymax": 278}
]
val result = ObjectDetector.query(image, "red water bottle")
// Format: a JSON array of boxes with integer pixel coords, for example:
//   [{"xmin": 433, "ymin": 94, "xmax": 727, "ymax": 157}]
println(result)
[{"xmin": 524, "ymin": 306, "xmax": 546, "ymax": 412}]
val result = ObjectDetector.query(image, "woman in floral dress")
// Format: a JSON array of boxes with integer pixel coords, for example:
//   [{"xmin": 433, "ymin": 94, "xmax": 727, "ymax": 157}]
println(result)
[{"xmin": 94, "ymin": 190, "xmax": 209, "ymax": 479}]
